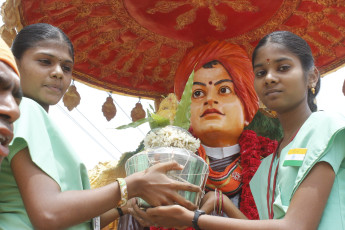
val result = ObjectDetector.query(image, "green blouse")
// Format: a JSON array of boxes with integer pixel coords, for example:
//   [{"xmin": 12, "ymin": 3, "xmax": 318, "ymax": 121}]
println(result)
[
  {"xmin": 0, "ymin": 97, "xmax": 92, "ymax": 229},
  {"xmin": 250, "ymin": 111, "xmax": 345, "ymax": 229}
]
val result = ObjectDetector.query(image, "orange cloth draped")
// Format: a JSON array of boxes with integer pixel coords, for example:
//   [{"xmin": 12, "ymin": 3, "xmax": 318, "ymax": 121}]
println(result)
[
  {"xmin": 198, "ymin": 145, "xmax": 242, "ymax": 196},
  {"xmin": 0, "ymin": 38, "xmax": 20, "ymax": 76}
]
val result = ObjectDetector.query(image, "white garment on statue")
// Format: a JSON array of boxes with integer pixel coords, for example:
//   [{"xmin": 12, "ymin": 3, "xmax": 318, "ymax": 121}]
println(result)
[{"xmin": 202, "ymin": 144, "xmax": 240, "ymax": 159}]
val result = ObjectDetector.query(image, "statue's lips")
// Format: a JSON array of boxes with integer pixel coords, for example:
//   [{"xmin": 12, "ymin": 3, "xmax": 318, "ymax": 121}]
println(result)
[{"xmin": 200, "ymin": 108, "xmax": 224, "ymax": 117}]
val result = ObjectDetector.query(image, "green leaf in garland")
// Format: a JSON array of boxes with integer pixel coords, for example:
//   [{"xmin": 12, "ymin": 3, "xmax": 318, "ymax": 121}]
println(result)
[
  {"xmin": 149, "ymin": 112, "xmax": 170, "ymax": 129},
  {"xmin": 149, "ymin": 104, "xmax": 155, "ymax": 111},
  {"xmin": 173, "ymin": 70, "xmax": 194, "ymax": 130},
  {"xmin": 116, "ymin": 117, "xmax": 152, "ymax": 130},
  {"xmin": 116, "ymin": 110, "xmax": 170, "ymax": 130},
  {"xmin": 116, "ymin": 71, "xmax": 194, "ymax": 131}
]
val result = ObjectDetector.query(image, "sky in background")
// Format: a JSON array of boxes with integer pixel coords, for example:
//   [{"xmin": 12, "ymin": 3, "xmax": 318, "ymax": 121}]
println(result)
[{"xmin": 1, "ymin": 0, "xmax": 344, "ymax": 170}]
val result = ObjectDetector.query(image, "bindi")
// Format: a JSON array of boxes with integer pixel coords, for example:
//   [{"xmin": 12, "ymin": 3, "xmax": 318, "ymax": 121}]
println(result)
[
  {"xmin": 209, "ymin": 81, "xmax": 212, "ymax": 85},
  {"xmin": 266, "ymin": 59, "xmax": 270, "ymax": 65}
]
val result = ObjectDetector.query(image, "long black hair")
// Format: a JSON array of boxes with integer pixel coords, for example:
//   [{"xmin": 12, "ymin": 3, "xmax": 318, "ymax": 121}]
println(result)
[
  {"xmin": 12, "ymin": 23, "xmax": 74, "ymax": 61},
  {"xmin": 252, "ymin": 31, "xmax": 320, "ymax": 112}
]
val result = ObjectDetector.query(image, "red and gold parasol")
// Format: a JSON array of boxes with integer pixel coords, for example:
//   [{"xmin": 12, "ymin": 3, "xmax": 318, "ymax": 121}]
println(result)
[{"xmin": 1, "ymin": 0, "xmax": 345, "ymax": 101}]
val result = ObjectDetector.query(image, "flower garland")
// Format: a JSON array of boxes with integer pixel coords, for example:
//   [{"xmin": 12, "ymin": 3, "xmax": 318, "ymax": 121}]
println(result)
[
  {"xmin": 239, "ymin": 130, "xmax": 278, "ymax": 219},
  {"xmin": 144, "ymin": 125, "xmax": 200, "ymax": 152},
  {"xmin": 150, "ymin": 130, "xmax": 278, "ymax": 230}
]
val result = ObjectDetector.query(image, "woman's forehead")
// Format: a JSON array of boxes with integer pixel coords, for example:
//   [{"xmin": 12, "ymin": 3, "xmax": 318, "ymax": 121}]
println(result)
[
  {"xmin": 29, "ymin": 39, "xmax": 73, "ymax": 61},
  {"xmin": 253, "ymin": 43, "xmax": 300, "ymax": 65}
]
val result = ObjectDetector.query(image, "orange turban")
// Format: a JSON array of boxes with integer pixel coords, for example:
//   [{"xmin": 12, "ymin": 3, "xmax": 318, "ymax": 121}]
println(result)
[
  {"xmin": 0, "ymin": 37, "xmax": 19, "ymax": 76},
  {"xmin": 174, "ymin": 40, "xmax": 258, "ymax": 123}
]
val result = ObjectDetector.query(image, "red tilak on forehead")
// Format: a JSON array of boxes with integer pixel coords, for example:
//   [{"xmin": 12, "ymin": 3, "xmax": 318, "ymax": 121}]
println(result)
[
  {"xmin": 267, "ymin": 59, "xmax": 270, "ymax": 62},
  {"xmin": 209, "ymin": 81, "xmax": 212, "ymax": 85}
]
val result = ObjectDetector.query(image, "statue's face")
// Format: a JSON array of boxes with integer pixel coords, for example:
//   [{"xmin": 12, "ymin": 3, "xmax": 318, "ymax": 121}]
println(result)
[{"xmin": 190, "ymin": 63, "xmax": 245, "ymax": 147}]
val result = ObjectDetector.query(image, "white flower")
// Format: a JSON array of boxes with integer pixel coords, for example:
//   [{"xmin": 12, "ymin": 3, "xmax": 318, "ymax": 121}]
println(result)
[{"xmin": 143, "ymin": 126, "xmax": 200, "ymax": 153}]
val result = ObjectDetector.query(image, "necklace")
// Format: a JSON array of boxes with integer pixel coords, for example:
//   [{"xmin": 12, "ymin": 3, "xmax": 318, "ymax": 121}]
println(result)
[
  {"xmin": 266, "ymin": 147, "xmax": 279, "ymax": 219},
  {"xmin": 266, "ymin": 129, "xmax": 300, "ymax": 219}
]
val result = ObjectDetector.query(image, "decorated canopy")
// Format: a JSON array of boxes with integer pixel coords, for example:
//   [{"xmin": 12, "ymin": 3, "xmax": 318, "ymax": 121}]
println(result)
[
  {"xmin": 1, "ymin": 0, "xmax": 345, "ymax": 100},
  {"xmin": 2, "ymin": 2, "xmax": 343, "ymax": 229}
]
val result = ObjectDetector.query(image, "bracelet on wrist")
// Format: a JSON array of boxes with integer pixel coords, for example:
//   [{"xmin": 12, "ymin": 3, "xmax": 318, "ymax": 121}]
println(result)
[
  {"xmin": 218, "ymin": 190, "xmax": 223, "ymax": 215},
  {"xmin": 192, "ymin": 210, "xmax": 205, "ymax": 230},
  {"xmin": 116, "ymin": 207, "xmax": 124, "ymax": 217},
  {"xmin": 213, "ymin": 188, "xmax": 217, "ymax": 214},
  {"xmin": 116, "ymin": 178, "xmax": 128, "ymax": 207},
  {"xmin": 216, "ymin": 189, "xmax": 220, "ymax": 215}
]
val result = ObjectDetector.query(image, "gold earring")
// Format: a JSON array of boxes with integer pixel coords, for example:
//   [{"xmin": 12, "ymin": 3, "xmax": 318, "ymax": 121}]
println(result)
[{"xmin": 311, "ymin": 87, "xmax": 315, "ymax": 95}]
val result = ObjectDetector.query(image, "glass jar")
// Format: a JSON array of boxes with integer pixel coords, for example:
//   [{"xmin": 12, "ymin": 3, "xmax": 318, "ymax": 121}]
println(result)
[{"xmin": 125, "ymin": 146, "xmax": 209, "ymax": 209}]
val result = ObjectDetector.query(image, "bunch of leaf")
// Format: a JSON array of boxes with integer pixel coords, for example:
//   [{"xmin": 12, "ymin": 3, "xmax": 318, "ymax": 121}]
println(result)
[
  {"xmin": 245, "ymin": 110, "xmax": 283, "ymax": 141},
  {"xmin": 116, "ymin": 70, "xmax": 195, "ymax": 130}
]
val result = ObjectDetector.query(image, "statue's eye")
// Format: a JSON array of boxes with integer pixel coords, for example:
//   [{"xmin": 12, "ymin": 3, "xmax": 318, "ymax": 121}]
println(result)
[
  {"xmin": 192, "ymin": 90, "xmax": 205, "ymax": 98},
  {"xmin": 219, "ymin": 86, "xmax": 231, "ymax": 94}
]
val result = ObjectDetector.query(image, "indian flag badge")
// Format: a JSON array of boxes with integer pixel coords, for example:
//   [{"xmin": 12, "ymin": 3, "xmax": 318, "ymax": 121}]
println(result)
[{"xmin": 283, "ymin": 148, "xmax": 307, "ymax": 167}]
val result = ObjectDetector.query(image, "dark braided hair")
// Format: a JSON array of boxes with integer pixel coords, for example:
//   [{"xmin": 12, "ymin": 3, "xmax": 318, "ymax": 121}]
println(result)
[
  {"xmin": 252, "ymin": 31, "xmax": 320, "ymax": 112},
  {"xmin": 12, "ymin": 23, "xmax": 74, "ymax": 62}
]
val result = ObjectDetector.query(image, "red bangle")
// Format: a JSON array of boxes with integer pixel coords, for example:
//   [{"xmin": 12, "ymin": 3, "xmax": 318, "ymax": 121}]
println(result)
[{"xmin": 214, "ymin": 188, "xmax": 217, "ymax": 213}]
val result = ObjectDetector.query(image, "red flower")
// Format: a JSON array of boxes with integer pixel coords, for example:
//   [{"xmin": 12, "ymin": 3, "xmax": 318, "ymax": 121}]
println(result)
[{"xmin": 239, "ymin": 130, "xmax": 278, "ymax": 219}]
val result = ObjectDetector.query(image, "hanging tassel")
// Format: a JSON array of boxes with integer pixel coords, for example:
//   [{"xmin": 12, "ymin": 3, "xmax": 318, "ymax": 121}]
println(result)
[
  {"xmin": 102, "ymin": 92, "xmax": 117, "ymax": 121},
  {"xmin": 131, "ymin": 97, "xmax": 146, "ymax": 122},
  {"xmin": 63, "ymin": 80, "xmax": 81, "ymax": 111}
]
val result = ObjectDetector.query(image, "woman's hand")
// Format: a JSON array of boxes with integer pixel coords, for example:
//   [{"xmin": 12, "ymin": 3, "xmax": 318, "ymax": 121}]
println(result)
[
  {"xmin": 129, "ymin": 200, "xmax": 190, "ymax": 229},
  {"xmin": 145, "ymin": 205, "xmax": 194, "ymax": 229},
  {"xmin": 120, "ymin": 198, "xmax": 136, "ymax": 216},
  {"xmin": 126, "ymin": 161, "xmax": 201, "ymax": 210},
  {"xmin": 126, "ymin": 199, "xmax": 153, "ymax": 227},
  {"xmin": 200, "ymin": 190, "xmax": 247, "ymax": 219},
  {"xmin": 199, "ymin": 191, "xmax": 216, "ymax": 214}
]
